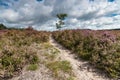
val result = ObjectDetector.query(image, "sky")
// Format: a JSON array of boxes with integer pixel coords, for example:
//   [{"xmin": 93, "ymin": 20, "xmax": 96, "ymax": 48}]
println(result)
[{"xmin": 0, "ymin": 0, "xmax": 120, "ymax": 31}]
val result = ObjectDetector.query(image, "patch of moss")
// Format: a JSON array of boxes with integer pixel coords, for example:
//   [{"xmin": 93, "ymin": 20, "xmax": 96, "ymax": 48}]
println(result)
[
  {"xmin": 47, "ymin": 61, "xmax": 72, "ymax": 77},
  {"xmin": 27, "ymin": 64, "xmax": 38, "ymax": 71}
]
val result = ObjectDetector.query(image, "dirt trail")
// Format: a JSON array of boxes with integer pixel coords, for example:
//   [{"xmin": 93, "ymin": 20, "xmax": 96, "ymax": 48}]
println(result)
[{"xmin": 50, "ymin": 36, "xmax": 111, "ymax": 80}]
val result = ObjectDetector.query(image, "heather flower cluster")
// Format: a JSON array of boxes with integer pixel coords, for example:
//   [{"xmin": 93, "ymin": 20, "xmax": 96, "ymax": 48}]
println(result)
[{"xmin": 100, "ymin": 31, "xmax": 116, "ymax": 43}]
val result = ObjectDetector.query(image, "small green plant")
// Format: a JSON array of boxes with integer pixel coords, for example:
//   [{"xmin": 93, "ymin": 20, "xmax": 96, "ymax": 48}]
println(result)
[
  {"xmin": 67, "ymin": 77, "xmax": 75, "ymax": 80},
  {"xmin": 31, "ymin": 55, "xmax": 39, "ymax": 64},
  {"xmin": 47, "ymin": 61, "xmax": 72, "ymax": 77},
  {"xmin": 27, "ymin": 64, "xmax": 38, "ymax": 71}
]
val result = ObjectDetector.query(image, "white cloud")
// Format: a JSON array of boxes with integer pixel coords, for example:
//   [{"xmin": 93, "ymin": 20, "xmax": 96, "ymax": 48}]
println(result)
[
  {"xmin": 0, "ymin": 0, "xmax": 120, "ymax": 30},
  {"xmin": 0, "ymin": 9, "xmax": 20, "ymax": 22}
]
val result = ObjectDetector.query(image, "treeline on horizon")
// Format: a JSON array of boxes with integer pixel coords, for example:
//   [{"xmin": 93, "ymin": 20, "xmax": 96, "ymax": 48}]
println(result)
[
  {"xmin": 1, "ymin": 23, "xmax": 120, "ymax": 31},
  {"xmin": 0, "ymin": 23, "xmax": 33, "ymax": 30}
]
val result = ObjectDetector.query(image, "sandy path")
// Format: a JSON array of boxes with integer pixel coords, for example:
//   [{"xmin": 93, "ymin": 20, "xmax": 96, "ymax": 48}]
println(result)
[{"xmin": 50, "ymin": 36, "xmax": 111, "ymax": 80}]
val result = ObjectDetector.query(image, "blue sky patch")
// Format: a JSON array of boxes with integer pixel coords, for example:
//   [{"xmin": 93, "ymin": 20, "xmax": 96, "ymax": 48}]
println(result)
[
  {"xmin": 106, "ymin": 13, "xmax": 118, "ymax": 17},
  {"xmin": 0, "ymin": 2, "xmax": 9, "ymax": 8},
  {"xmin": 14, "ymin": 0, "xmax": 19, "ymax": 1},
  {"xmin": 108, "ymin": 0, "xmax": 115, "ymax": 2},
  {"xmin": 36, "ymin": 0, "xmax": 43, "ymax": 2},
  {"xmin": 89, "ymin": 0, "xmax": 94, "ymax": 2}
]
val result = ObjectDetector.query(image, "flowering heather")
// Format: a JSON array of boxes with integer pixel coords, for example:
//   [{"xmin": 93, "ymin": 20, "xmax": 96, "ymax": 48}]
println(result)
[
  {"xmin": 0, "ymin": 29, "xmax": 50, "ymax": 79},
  {"xmin": 100, "ymin": 31, "xmax": 116, "ymax": 42},
  {"xmin": 52, "ymin": 29, "xmax": 120, "ymax": 78}
]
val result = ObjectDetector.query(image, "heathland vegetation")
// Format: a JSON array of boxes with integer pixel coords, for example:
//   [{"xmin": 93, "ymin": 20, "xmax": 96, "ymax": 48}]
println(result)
[
  {"xmin": 0, "ymin": 25, "xmax": 73, "ymax": 80},
  {"xmin": 52, "ymin": 29, "xmax": 120, "ymax": 78},
  {"xmin": 0, "ymin": 28, "xmax": 50, "ymax": 79},
  {"xmin": 0, "ymin": 24, "xmax": 120, "ymax": 79}
]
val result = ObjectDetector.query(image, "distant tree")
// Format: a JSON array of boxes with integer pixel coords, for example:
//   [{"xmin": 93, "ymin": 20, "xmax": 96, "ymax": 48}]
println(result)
[
  {"xmin": 56, "ymin": 13, "xmax": 67, "ymax": 29},
  {"xmin": 0, "ymin": 24, "xmax": 7, "ymax": 30},
  {"xmin": 25, "ymin": 26, "xmax": 34, "ymax": 30},
  {"xmin": 0, "ymin": 23, "xmax": 24, "ymax": 30}
]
